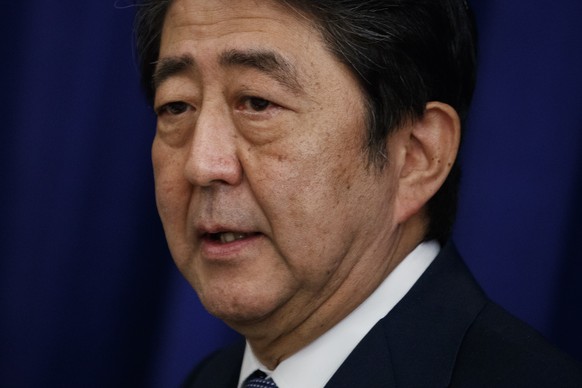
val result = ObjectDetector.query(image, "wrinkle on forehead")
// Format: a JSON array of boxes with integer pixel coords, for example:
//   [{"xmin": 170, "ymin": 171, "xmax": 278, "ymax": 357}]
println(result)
[
  {"xmin": 156, "ymin": 0, "xmax": 362, "ymax": 113},
  {"xmin": 158, "ymin": 0, "xmax": 327, "ymax": 92},
  {"xmin": 166, "ymin": 0, "xmax": 283, "ymax": 28},
  {"xmin": 161, "ymin": 0, "xmax": 316, "ymax": 44}
]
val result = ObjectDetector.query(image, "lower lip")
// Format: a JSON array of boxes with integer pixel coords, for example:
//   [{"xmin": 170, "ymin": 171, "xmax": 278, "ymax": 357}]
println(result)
[{"xmin": 200, "ymin": 233, "xmax": 263, "ymax": 261}]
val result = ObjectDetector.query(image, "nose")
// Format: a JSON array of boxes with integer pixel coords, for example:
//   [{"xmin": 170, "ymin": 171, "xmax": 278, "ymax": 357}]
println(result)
[{"xmin": 184, "ymin": 104, "xmax": 242, "ymax": 187}]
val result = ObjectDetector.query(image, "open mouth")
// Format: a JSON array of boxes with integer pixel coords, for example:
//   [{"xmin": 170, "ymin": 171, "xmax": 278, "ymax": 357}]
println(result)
[{"xmin": 206, "ymin": 232, "xmax": 261, "ymax": 244}]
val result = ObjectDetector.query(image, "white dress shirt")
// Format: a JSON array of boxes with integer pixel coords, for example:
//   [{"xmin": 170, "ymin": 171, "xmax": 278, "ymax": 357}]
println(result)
[{"xmin": 238, "ymin": 240, "xmax": 440, "ymax": 388}]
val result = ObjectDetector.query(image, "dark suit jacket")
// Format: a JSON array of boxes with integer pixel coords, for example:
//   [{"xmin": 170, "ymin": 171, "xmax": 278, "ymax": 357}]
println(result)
[{"xmin": 182, "ymin": 243, "xmax": 582, "ymax": 387}]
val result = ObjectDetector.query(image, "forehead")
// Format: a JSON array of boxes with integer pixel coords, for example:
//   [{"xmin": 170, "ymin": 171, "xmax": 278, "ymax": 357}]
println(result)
[
  {"xmin": 156, "ymin": 0, "xmax": 358, "ymax": 98},
  {"xmin": 161, "ymin": 0, "xmax": 318, "ymax": 52},
  {"xmin": 156, "ymin": 0, "xmax": 366, "ymax": 116}
]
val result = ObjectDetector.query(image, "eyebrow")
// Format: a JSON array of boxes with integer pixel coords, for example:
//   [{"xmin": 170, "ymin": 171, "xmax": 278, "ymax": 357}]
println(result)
[
  {"xmin": 152, "ymin": 49, "xmax": 302, "ymax": 94},
  {"xmin": 152, "ymin": 54, "xmax": 195, "ymax": 91},
  {"xmin": 219, "ymin": 49, "xmax": 302, "ymax": 94}
]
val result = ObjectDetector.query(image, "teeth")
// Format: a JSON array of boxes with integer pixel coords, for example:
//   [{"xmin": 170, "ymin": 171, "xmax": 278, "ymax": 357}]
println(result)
[{"xmin": 219, "ymin": 232, "xmax": 249, "ymax": 243}]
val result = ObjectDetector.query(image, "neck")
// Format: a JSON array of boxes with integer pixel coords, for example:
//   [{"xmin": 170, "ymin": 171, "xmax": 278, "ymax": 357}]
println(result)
[{"xmin": 229, "ymin": 216, "xmax": 427, "ymax": 369}]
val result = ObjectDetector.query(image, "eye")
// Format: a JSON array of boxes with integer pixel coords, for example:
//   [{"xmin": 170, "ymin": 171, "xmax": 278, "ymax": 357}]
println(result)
[
  {"xmin": 156, "ymin": 101, "xmax": 191, "ymax": 116},
  {"xmin": 247, "ymin": 97, "xmax": 270, "ymax": 111},
  {"xmin": 240, "ymin": 97, "xmax": 274, "ymax": 112}
]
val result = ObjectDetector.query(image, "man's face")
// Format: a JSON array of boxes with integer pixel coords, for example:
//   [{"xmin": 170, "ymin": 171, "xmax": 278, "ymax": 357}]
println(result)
[{"xmin": 153, "ymin": 0, "xmax": 404, "ymax": 331}]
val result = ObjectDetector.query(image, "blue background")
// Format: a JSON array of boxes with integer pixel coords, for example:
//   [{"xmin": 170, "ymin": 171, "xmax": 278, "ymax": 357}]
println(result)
[{"xmin": 1, "ymin": 1, "xmax": 581, "ymax": 386}]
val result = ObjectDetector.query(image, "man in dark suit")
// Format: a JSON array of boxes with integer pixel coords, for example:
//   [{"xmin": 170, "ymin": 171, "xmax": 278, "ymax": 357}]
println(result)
[{"xmin": 134, "ymin": 0, "xmax": 582, "ymax": 386}]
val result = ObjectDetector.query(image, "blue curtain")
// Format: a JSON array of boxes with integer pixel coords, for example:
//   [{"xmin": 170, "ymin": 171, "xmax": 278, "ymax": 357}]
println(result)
[
  {"xmin": 1, "ymin": 1, "xmax": 580, "ymax": 387},
  {"xmin": 454, "ymin": 0, "xmax": 582, "ymax": 360}
]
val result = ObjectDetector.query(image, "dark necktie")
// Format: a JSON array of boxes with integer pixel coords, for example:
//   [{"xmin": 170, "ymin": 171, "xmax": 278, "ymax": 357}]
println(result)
[{"xmin": 243, "ymin": 370, "xmax": 278, "ymax": 388}]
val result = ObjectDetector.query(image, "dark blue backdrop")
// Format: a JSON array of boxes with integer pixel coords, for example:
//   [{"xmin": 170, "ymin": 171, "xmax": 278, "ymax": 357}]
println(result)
[{"xmin": 1, "ymin": 1, "xmax": 581, "ymax": 387}]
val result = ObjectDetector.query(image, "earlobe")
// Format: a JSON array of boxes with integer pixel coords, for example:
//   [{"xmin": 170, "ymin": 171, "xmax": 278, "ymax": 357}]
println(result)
[{"xmin": 394, "ymin": 102, "xmax": 461, "ymax": 224}]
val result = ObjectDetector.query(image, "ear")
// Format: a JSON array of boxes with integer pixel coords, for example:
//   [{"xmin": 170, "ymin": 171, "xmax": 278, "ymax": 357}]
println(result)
[{"xmin": 392, "ymin": 102, "xmax": 461, "ymax": 224}]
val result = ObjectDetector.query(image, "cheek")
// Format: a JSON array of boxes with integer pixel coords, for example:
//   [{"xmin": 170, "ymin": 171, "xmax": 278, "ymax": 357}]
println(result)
[
  {"xmin": 152, "ymin": 140, "xmax": 191, "ymax": 238},
  {"xmin": 243, "ymin": 135, "xmax": 364, "ymax": 272},
  {"xmin": 153, "ymin": 175, "xmax": 195, "ymax": 270}
]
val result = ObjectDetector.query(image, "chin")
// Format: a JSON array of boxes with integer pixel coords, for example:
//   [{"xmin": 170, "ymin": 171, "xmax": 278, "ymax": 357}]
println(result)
[{"xmin": 196, "ymin": 285, "xmax": 283, "ymax": 326}]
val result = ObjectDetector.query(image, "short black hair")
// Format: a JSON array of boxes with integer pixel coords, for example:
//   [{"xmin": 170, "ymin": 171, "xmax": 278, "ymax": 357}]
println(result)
[{"xmin": 134, "ymin": 0, "xmax": 477, "ymax": 244}]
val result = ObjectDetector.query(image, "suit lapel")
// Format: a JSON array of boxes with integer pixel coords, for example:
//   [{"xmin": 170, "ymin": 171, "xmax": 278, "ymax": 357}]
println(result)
[
  {"xmin": 326, "ymin": 243, "xmax": 488, "ymax": 387},
  {"xmin": 324, "ymin": 321, "xmax": 396, "ymax": 387},
  {"xmin": 182, "ymin": 339, "xmax": 245, "ymax": 388}
]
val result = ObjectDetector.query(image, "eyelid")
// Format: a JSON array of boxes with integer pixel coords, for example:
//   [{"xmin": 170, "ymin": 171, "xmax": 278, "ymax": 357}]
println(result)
[
  {"xmin": 155, "ymin": 101, "xmax": 192, "ymax": 116},
  {"xmin": 241, "ymin": 96, "xmax": 274, "ymax": 110}
]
